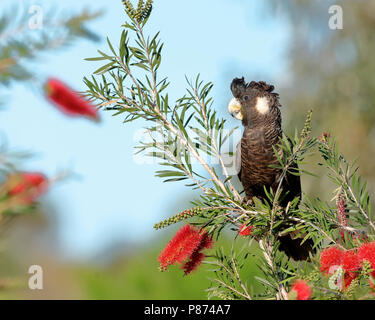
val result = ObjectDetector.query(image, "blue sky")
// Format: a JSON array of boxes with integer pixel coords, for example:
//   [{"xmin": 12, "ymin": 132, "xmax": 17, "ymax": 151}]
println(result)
[{"xmin": 0, "ymin": 0, "xmax": 290, "ymax": 260}]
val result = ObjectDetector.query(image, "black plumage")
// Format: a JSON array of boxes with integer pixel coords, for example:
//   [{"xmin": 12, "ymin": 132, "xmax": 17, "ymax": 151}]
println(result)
[{"xmin": 229, "ymin": 77, "xmax": 313, "ymax": 261}]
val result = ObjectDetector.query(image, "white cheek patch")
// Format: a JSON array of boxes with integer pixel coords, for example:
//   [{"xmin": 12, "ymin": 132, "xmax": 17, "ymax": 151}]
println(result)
[{"xmin": 255, "ymin": 96, "xmax": 269, "ymax": 115}]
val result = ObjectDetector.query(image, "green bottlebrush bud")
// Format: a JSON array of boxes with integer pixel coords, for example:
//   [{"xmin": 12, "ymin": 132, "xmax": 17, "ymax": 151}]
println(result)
[
  {"xmin": 306, "ymin": 270, "xmax": 320, "ymax": 283},
  {"xmin": 137, "ymin": 0, "xmax": 144, "ymax": 13},
  {"xmin": 301, "ymin": 110, "xmax": 313, "ymax": 139},
  {"xmin": 345, "ymin": 278, "xmax": 359, "ymax": 299},
  {"xmin": 142, "ymin": 0, "xmax": 153, "ymax": 20},
  {"xmin": 122, "ymin": 0, "xmax": 153, "ymax": 24},
  {"xmin": 361, "ymin": 259, "xmax": 373, "ymax": 277},
  {"xmin": 122, "ymin": 0, "xmax": 137, "ymax": 20},
  {"xmin": 153, "ymin": 207, "xmax": 204, "ymax": 230}
]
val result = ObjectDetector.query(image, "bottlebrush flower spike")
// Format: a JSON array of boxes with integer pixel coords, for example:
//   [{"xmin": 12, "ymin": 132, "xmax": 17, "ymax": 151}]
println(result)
[
  {"xmin": 357, "ymin": 241, "xmax": 375, "ymax": 278},
  {"xmin": 320, "ymin": 246, "xmax": 345, "ymax": 274},
  {"xmin": 182, "ymin": 231, "xmax": 213, "ymax": 275},
  {"xmin": 238, "ymin": 224, "xmax": 253, "ymax": 237},
  {"xmin": 320, "ymin": 246, "xmax": 361, "ymax": 289},
  {"xmin": 45, "ymin": 78, "xmax": 99, "ymax": 121},
  {"xmin": 6, "ymin": 172, "xmax": 48, "ymax": 204},
  {"xmin": 289, "ymin": 280, "xmax": 311, "ymax": 300},
  {"xmin": 342, "ymin": 250, "xmax": 360, "ymax": 288},
  {"xmin": 158, "ymin": 224, "xmax": 213, "ymax": 274},
  {"xmin": 158, "ymin": 225, "xmax": 201, "ymax": 270}
]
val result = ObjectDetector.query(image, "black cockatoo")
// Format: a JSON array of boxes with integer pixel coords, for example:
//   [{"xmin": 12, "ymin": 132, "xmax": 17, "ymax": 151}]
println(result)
[{"xmin": 228, "ymin": 77, "xmax": 313, "ymax": 261}]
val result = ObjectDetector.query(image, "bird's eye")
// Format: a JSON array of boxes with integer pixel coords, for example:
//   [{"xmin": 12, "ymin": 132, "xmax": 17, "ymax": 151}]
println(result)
[{"xmin": 243, "ymin": 95, "xmax": 249, "ymax": 101}]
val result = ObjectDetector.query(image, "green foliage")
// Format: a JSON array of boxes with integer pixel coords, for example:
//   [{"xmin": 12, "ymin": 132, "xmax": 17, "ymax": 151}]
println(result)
[
  {"xmin": 206, "ymin": 245, "xmax": 254, "ymax": 300},
  {"xmin": 318, "ymin": 136, "xmax": 374, "ymax": 234}
]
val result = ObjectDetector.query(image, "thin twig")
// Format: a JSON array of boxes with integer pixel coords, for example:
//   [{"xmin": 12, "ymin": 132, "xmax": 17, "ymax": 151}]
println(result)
[
  {"xmin": 259, "ymin": 239, "xmax": 289, "ymax": 300},
  {"xmin": 212, "ymin": 279, "xmax": 251, "ymax": 300}
]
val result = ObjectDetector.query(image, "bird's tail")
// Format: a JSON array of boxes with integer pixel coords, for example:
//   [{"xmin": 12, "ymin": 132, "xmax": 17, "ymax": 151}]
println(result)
[{"xmin": 278, "ymin": 232, "xmax": 315, "ymax": 261}]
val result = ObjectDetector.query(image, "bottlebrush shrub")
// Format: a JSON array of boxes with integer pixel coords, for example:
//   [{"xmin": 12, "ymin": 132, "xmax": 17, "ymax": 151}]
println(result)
[{"xmin": 84, "ymin": 0, "xmax": 375, "ymax": 300}]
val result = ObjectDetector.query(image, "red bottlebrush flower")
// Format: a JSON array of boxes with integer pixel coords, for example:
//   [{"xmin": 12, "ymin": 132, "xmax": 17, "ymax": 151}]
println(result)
[
  {"xmin": 342, "ymin": 250, "xmax": 360, "ymax": 274},
  {"xmin": 320, "ymin": 246, "xmax": 361, "ymax": 289},
  {"xmin": 158, "ymin": 225, "xmax": 202, "ymax": 270},
  {"xmin": 357, "ymin": 241, "xmax": 375, "ymax": 278},
  {"xmin": 182, "ymin": 251, "xmax": 205, "ymax": 275},
  {"xmin": 320, "ymin": 246, "xmax": 345, "ymax": 274},
  {"xmin": 182, "ymin": 231, "xmax": 213, "ymax": 275},
  {"xmin": 342, "ymin": 250, "xmax": 360, "ymax": 288},
  {"xmin": 45, "ymin": 78, "xmax": 99, "ymax": 121},
  {"xmin": 158, "ymin": 224, "xmax": 213, "ymax": 274},
  {"xmin": 290, "ymin": 280, "xmax": 311, "ymax": 300},
  {"xmin": 238, "ymin": 224, "xmax": 253, "ymax": 237},
  {"xmin": 7, "ymin": 172, "xmax": 48, "ymax": 204}
]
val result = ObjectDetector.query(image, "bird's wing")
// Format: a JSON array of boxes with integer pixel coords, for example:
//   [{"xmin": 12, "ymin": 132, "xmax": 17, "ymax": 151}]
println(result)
[{"xmin": 235, "ymin": 140, "xmax": 242, "ymax": 182}]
